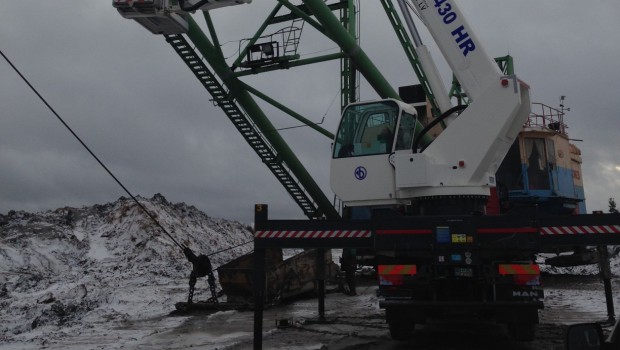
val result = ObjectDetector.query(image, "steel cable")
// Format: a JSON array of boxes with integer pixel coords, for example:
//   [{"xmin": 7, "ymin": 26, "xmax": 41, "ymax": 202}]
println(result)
[{"xmin": 1, "ymin": 49, "xmax": 185, "ymax": 251}]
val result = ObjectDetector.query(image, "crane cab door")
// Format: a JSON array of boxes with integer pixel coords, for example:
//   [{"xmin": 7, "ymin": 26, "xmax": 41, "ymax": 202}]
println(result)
[{"xmin": 331, "ymin": 99, "xmax": 417, "ymax": 206}]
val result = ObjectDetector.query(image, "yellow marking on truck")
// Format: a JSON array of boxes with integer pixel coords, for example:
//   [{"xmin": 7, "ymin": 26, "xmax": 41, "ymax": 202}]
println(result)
[{"xmin": 451, "ymin": 233, "xmax": 467, "ymax": 243}]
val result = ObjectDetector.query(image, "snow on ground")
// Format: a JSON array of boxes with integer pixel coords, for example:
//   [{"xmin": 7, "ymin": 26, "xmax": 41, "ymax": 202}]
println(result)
[
  {"xmin": 0, "ymin": 194, "xmax": 253, "ymax": 349},
  {"xmin": 3, "ymin": 196, "xmax": 620, "ymax": 349}
]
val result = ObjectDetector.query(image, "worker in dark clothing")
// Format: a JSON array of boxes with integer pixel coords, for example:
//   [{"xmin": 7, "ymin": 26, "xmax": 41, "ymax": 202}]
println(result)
[
  {"xmin": 183, "ymin": 246, "xmax": 218, "ymax": 304},
  {"xmin": 340, "ymin": 248, "xmax": 357, "ymax": 296}
]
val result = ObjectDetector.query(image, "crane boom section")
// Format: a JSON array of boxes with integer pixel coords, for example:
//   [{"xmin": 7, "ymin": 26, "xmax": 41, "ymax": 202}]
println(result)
[
  {"xmin": 330, "ymin": 0, "xmax": 530, "ymax": 207},
  {"xmin": 402, "ymin": 0, "xmax": 530, "ymax": 197},
  {"xmin": 410, "ymin": 0, "xmax": 502, "ymax": 101}
]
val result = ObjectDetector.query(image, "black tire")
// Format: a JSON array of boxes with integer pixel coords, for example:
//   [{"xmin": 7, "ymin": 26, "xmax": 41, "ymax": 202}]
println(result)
[
  {"xmin": 508, "ymin": 323, "xmax": 536, "ymax": 341},
  {"xmin": 389, "ymin": 321, "xmax": 413, "ymax": 341}
]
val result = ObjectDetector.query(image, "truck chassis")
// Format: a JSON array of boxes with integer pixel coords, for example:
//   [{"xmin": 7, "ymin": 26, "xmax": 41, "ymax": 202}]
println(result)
[{"xmin": 252, "ymin": 204, "xmax": 620, "ymax": 347}]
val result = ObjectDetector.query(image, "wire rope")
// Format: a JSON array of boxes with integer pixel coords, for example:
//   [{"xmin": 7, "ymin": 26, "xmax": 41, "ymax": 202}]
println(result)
[{"xmin": 0, "ymin": 49, "xmax": 228, "ymax": 254}]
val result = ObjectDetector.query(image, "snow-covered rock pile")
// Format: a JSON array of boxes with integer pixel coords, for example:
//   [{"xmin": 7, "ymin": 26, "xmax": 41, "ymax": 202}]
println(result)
[{"xmin": 0, "ymin": 194, "xmax": 253, "ymax": 345}]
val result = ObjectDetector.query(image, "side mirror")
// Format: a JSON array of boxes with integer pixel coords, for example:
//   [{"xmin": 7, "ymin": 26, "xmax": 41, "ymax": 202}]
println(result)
[{"xmin": 566, "ymin": 323, "xmax": 604, "ymax": 350}]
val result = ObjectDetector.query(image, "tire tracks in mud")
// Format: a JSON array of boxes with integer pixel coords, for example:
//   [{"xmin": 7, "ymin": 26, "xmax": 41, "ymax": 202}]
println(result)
[{"xmin": 261, "ymin": 316, "xmax": 570, "ymax": 350}]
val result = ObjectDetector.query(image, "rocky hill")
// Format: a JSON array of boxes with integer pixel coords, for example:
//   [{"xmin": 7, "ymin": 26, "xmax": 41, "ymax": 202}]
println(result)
[{"xmin": 0, "ymin": 194, "xmax": 253, "ymax": 345}]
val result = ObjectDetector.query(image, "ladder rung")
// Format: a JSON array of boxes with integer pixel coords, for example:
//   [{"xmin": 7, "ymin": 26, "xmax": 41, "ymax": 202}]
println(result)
[{"xmin": 166, "ymin": 34, "xmax": 319, "ymax": 218}]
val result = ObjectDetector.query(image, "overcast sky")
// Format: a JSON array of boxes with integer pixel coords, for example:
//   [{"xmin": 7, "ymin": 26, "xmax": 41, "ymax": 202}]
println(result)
[{"xmin": 1, "ymin": 1, "xmax": 620, "ymax": 224}]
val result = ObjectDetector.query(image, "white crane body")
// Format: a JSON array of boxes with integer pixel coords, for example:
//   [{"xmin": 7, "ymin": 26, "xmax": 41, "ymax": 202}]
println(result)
[{"xmin": 330, "ymin": 0, "xmax": 531, "ymax": 209}]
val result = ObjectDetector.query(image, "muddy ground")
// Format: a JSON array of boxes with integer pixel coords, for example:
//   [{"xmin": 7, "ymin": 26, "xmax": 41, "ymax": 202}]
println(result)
[
  {"xmin": 2, "ymin": 274, "xmax": 615, "ymax": 350},
  {"xmin": 109, "ymin": 275, "xmax": 616, "ymax": 350}
]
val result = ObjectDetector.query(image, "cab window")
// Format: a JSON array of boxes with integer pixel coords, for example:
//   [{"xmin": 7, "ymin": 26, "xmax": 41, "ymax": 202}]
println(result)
[
  {"xmin": 333, "ymin": 101, "xmax": 399, "ymax": 158},
  {"xmin": 524, "ymin": 137, "xmax": 551, "ymax": 190},
  {"xmin": 394, "ymin": 112, "xmax": 416, "ymax": 151}
]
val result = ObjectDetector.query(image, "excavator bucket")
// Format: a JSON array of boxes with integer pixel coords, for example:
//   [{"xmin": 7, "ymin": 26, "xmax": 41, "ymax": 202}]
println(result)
[{"xmin": 218, "ymin": 249, "xmax": 339, "ymax": 305}]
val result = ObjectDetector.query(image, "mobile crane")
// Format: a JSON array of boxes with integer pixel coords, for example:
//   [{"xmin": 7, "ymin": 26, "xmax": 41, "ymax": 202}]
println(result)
[
  {"xmin": 328, "ymin": 0, "xmax": 537, "ymax": 339},
  {"xmin": 252, "ymin": 1, "xmax": 620, "ymax": 344},
  {"xmin": 112, "ymin": 0, "xmax": 620, "ymax": 346}
]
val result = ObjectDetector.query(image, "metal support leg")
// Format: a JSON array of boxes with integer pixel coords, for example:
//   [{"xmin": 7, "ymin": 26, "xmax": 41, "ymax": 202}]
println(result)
[
  {"xmin": 253, "ymin": 204, "xmax": 268, "ymax": 350},
  {"xmin": 254, "ymin": 247, "xmax": 266, "ymax": 350},
  {"xmin": 604, "ymin": 279, "xmax": 615, "ymax": 323},
  {"xmin": 317, "ymin": 248, "xmax": 326, "ymax": 321},
  {"xmin": 598, "ymin": 246, "xmax": 615, "ymax": 323}
]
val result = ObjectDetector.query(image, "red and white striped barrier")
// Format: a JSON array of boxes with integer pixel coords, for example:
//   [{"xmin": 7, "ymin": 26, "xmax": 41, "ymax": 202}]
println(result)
[
  {"xmin": 256, "ymin": 226, "xmax": 620, "ymax": 237},
  {"xmin": 541, "ymin": 225, "xmax": 620, "ymax": 235}
]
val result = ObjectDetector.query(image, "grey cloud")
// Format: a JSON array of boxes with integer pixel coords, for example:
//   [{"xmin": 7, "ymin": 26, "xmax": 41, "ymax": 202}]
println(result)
[{"xmin": 2, "ymin": 1, "xmax": 619, "ymax": 222}]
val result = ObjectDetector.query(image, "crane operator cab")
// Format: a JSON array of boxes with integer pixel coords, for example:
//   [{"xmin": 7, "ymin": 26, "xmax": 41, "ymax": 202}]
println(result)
[
  {"xmin": 329, "ymin": 92, "xmax": 525, "ymax": 217},
  {"xmin": 331, "ymin": 99, "xmax": 421, "ymax": 213}
]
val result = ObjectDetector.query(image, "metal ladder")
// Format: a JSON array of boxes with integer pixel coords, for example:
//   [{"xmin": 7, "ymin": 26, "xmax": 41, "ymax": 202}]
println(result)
[
  {"xmin": 165, "ymin": 34, "xmax": 321, "ymax": 218},
  {"xmin": 281, "ymin": 18, "xmax": 304, "ymax": 57}
]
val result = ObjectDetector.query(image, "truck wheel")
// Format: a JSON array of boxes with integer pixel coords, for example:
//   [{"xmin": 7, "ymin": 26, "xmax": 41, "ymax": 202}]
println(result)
[
  {"xmin": 508, "ymin": 323, "xmax": 536, "ymax": 341},
  {"xmin": 389, "ymin": 321, "xmax": 413, "ymax": 340}
]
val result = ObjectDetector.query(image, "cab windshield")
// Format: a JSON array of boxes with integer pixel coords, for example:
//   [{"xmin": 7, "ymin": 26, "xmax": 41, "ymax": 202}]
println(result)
[{"xmin": 333, "ymin": 101, "xmax": 400, "ymax": 158}]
